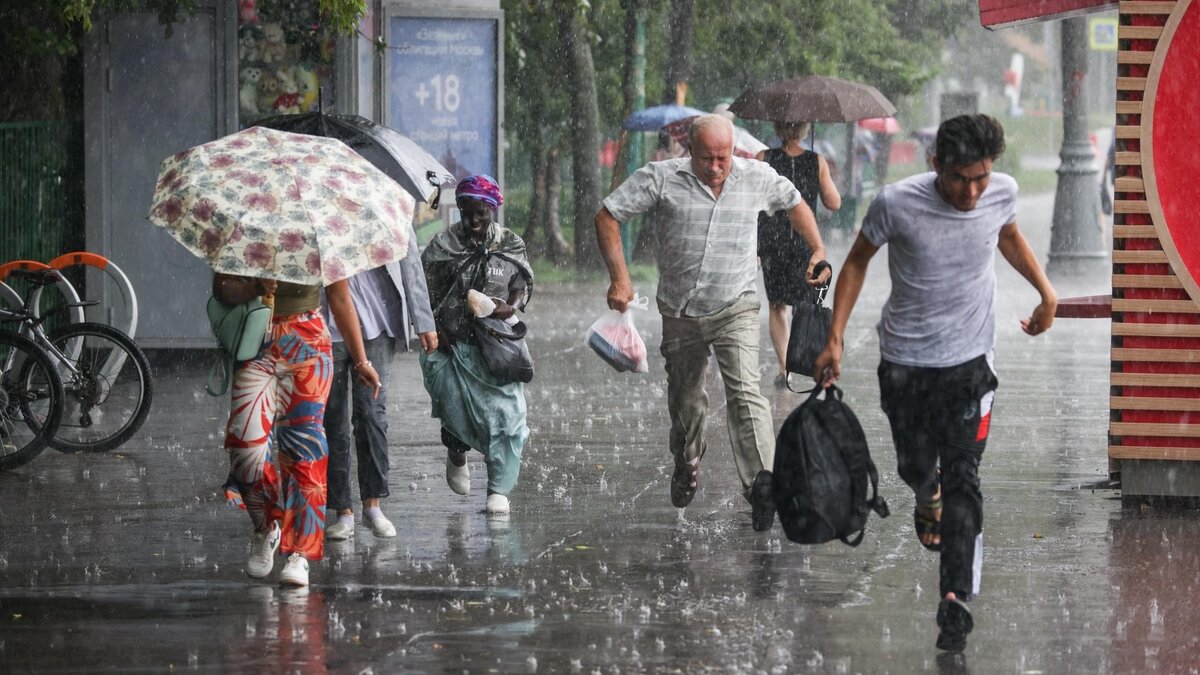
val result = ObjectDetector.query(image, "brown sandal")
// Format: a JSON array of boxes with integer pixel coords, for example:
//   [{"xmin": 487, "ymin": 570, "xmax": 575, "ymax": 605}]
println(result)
[{"xmin": 671, "ymin": 458, "xmax": 700, "ymax": 508}]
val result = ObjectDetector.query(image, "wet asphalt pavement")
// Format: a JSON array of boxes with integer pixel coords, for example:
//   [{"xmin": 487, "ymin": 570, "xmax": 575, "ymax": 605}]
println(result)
[{"xmin": 3, "ymin": 192, "xmax": 1199, "ymax": 674}]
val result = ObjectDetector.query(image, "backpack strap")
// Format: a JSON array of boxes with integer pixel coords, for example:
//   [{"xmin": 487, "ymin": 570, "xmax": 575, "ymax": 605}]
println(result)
[
  {"xmin": 840, "ymin": 461, "xmax": 888, "ymax": 547},
  {"xmin": 866, "ymin": 459, "xmax": 891, "ymax": 518},
  {"xmin": 206, "ymin": 353, "xmax": 233, "ymax": 397},
  {"xmin": 841, "ymin": 528, "xmax": 866, "ymax": 547}
]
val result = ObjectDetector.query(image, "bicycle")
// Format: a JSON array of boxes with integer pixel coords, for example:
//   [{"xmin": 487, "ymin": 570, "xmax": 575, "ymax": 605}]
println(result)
[
  {"xmin": 0, "ymin": 329, "xmax": 64, "ymax": 470},
  {"xmin": 0, "ymin": 267, "xmax": 153, "ymax": 454}
]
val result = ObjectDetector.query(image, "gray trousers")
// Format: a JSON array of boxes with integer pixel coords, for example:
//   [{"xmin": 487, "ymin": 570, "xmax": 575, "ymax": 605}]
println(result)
[
  {"xmin": 326, "ymin": 335, "xmax": 396, "ymax": 511},
  {"xmin": 660, "ymin": 294, "xmax": 775, "ymax": 496}
]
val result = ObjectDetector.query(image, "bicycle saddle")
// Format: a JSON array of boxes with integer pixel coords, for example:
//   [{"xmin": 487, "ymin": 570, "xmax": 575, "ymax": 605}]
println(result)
[{"xmin": 6, "ymin": 267, "xmax": 65, "ymax": 287}]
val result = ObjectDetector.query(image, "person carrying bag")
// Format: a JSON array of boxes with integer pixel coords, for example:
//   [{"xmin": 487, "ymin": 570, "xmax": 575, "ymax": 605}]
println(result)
[{"xmin": 206, "ymin": 275, "xmax": 274, "ymax": 396}]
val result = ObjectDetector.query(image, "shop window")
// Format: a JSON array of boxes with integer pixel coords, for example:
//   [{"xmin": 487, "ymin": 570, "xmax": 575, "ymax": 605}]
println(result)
[{"xmin": 237, "ymin": 0, "xmax": 336, "ymax": 125}]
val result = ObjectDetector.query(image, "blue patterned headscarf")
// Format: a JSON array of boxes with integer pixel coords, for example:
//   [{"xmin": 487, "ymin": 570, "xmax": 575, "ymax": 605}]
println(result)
[{"xmin": 455, "ymin": 174, "xmax": 504, "ymax": 210}]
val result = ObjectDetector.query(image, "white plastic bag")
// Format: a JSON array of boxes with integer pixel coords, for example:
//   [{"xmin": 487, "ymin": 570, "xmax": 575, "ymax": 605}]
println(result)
[{"xmin": 585, "ymin": 294, "xmax": 650, "ymax": 373}]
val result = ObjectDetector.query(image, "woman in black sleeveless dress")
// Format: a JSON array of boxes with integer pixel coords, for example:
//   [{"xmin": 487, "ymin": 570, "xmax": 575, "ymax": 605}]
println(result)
[{"xmin": 757, "ymin": 121, "xmax": 842, "ymax": 386}]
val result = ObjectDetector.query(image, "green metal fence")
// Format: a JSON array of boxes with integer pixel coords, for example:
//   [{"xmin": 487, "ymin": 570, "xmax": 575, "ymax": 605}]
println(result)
[{"xmin": 0, "ymin": 121, "xmax": 68, "ymax": 265}]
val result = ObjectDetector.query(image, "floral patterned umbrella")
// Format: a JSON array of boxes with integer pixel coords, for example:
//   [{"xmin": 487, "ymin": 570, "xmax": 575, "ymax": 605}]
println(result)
[{"xmin": 147, "ymin": 126, "xmax": 413, "ymax": 286}]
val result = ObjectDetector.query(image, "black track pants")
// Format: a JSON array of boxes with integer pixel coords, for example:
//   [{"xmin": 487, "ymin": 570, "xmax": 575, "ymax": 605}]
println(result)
[{"xmin": 878, "ymin": 355, "xmax": 998, "ymax": 599}]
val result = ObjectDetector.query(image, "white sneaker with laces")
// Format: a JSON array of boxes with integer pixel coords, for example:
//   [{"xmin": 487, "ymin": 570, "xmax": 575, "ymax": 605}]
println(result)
[
  {"xmin": 446, "ymin": 455, "xmax": 470, "ymax": 495},
  {"xmin": 485, "ymin": 493, "xmax": 510, "ymax": 514},
  {"xmin": 279, "ymin": 553, "xmax": 309, "ymax": 587},
  {"xmin": 246, "ymin": 522, "xmax": 281, "ymax": 579},
  {"xmin": 325, "ymin": 519, "xmax": 354, "ymax": 541},
  {"xmin": 367, "ymin": 514, "xmax": 397, "ymax": 538}
]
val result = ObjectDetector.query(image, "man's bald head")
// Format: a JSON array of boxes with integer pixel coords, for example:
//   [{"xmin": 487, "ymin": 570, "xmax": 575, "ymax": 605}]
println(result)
[{"xmin": 689, "ymin": 114, "xmax": 735, "ymax": 190}]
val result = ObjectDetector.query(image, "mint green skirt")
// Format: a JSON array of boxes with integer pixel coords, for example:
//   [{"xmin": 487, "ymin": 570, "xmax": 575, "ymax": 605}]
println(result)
[{"xmin": 419, "ymin": 342, "xmax": 529, "ymax": 495}]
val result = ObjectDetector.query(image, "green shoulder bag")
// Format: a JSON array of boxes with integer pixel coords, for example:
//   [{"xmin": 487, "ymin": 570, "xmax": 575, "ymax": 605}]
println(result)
[{"xmin": 205, "ymin": 295, "xmax": 273, "ymax": 396}]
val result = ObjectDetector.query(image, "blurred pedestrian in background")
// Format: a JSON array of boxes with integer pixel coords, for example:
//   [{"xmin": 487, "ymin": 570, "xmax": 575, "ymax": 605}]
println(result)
[{"xmin": 756, "ymin": 121, "xmax": 841, "ymax": 386}]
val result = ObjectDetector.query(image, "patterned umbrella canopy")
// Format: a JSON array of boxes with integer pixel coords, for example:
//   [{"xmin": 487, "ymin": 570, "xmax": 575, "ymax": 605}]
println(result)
[{"xmin": 147, "ymin": 126, "xmax": 413, "ymax": 286}]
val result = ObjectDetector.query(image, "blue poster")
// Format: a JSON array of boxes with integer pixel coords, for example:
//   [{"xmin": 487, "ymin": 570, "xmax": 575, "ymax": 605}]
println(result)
[{"xmin": 387, "ymin": 16, "xmax": 498, "ymax": 183}]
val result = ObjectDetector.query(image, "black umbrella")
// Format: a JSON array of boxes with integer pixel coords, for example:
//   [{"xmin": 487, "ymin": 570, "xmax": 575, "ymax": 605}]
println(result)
[
  {"xmin": 729, "ymin": 75, "xmax": 896, "ymax": 123},
  {"xmin": 255, "ymin": 111, "xmax": 455, "ymax": 207}
]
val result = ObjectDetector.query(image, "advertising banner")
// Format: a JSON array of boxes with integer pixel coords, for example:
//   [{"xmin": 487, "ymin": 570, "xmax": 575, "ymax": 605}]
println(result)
[{"xmin": 386, "ymin": 14, "xmax": 499, "ymax": 183}]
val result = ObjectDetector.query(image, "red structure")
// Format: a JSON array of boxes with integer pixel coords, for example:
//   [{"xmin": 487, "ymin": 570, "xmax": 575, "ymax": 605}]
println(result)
[
  {"xmin": 978, "ymin": 0, "xmax": 1117, "ymax": 26},
  {"xmin": 983, "ymin": 0, "xmax": 1200, "ymax": 496}
]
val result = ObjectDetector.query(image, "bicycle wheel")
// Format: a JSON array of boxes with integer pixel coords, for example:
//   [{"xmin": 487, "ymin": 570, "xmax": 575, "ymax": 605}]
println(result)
[
  {"xmin": 44, "ymin": 322, "xmax": 153, "ymax": 453},
  {"xmin": 1, "ymin": 330, "xmax": 63, "ymax": 470}
]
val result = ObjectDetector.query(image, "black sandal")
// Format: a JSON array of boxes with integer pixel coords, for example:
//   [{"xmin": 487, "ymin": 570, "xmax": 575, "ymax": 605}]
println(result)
[
  {"xmin": 671, "ymin": 459, "xmax": 700, "ymax": 508},
  {"xmin": 914, "ymin": 487, "xmax": 943, "ymax": 552}
]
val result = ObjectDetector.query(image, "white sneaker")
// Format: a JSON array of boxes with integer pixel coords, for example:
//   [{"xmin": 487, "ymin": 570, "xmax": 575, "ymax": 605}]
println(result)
[
  {"xmin": 446, "ymin": 456, "xmax": 470, "ymax": 495},
  {"xmin": 485, "ymin": 493, "xmax": 510, "ymax": 514},
  {"xmin": 246, "ymin": 522, "xmax": 281, "ymax": 579},
  {"xmin": 279, "ymin": 553, "xmax": 309, "ymax": 587},
  {"xmin": 367, "ymin": 513, "xmax": 397, "ymax": 538},
  {"xmin": 325, "ymin": 519, "xmax": 354, "ymax": 541}
]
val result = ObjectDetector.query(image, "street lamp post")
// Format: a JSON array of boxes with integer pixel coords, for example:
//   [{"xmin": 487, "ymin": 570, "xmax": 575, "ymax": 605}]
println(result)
[{"xmin": 1048, "ymin": 16, "xmax": 1108, "ymax": 276}]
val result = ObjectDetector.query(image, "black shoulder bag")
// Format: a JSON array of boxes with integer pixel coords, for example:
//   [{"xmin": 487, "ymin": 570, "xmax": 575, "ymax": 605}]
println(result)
[
  {"xmin": 785, "ymin": 260, "xmax": 833, "ymax": 379},
  {"xmin": 474, "ymin": 315, "xmax": 535, "ymax": 384}
]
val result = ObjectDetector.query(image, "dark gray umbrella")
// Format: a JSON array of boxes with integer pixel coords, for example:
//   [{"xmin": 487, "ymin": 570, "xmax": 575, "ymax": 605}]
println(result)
[
  {"xmin": 254, "ymin": 112, "xmax": 455, "ymax": 207},
  {"xmin": 729, "ymin": 75, "xmax": 896, "ymax": 123}
]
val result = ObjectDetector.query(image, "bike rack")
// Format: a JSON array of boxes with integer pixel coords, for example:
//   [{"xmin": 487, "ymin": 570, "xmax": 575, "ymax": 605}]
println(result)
[
  {"xmin": 0, "ymin": 256, "xmax": 135, "ymax": 394},
  {"xmin": 0, "ymin": 260, "xmax": 87, "ymax": 325},
  {"xmin": 49, "ymin": 252, "xmax": 139, "ymax": 340}
]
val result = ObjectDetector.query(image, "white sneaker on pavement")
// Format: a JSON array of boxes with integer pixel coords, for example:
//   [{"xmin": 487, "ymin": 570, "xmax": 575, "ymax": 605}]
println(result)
[
  {"xmin": 279, "ymin": 553, "xmax": 309, "ymax": 587},
  {"xmin": 367, "ymin": 513, "xmax": 397, "ymax": 538},
  {"xmin": 485, "ymin": 493, "xmax": 510, "ymax": 514},
  {"xmin": 325, "ymin": 519, "xmax": 354, "ymax": 541},
  {"xmin": 246, "ymin": 522, "xmax": 281, "ymax": 579},
  {"xmin": 446, "ymin": 455, "xmax": 470, "ymax": 495}
]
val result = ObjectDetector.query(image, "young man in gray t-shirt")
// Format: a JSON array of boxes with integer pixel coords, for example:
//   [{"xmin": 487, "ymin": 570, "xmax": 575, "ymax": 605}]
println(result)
[{"xmin": 814, "ymin": 114, "xmax": 1058, "ymax": 653}]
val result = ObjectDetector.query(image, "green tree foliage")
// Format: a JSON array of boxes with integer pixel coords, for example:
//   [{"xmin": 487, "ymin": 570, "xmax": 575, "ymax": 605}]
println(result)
[
  {"xmin": 0, "ymin": 0, "xmax": 365, "ymax": 58},
  {"xmin": 685, "ymin": 0, "xmax": 976, "ymax": 107}
]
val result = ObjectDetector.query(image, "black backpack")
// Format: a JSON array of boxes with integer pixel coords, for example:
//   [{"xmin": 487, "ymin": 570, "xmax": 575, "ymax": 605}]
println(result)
[{"xmin": 773, "ymin": 385, "xmax": 890, "ymax": 546}]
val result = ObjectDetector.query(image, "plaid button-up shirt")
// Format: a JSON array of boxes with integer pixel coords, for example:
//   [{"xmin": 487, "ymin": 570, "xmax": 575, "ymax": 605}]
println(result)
[{"xmin": 604, "ymin": 157, "xmax": 802, "ymax": 317}]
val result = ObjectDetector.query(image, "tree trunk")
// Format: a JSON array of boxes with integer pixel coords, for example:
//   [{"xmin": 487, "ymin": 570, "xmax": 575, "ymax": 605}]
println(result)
[
  {"xmin": 557, "ymin": 0, "xmax": 603, "ymax": 270},
  {"xmin": 524, "ymin": 126, "xmax": 547, "ymax": 258},
  {"xmin": 661, "ymin": 0, "xmax": 694, "ymax": 105},
  {"xmin": 633, "ymin": 0, "xmax": 692, "ymax": 266},
  {"xmin": 611, "ymin": 0, "xmax": 647, "ymax": 193},
  {"xmin": 543, "ymin": 147, "xmax": 571, "ymax": 264}
]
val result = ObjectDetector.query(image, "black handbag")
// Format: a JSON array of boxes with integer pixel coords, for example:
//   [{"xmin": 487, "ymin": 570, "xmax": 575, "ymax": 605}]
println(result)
[
  {"xmin": 785, "ymin": 261, "xmax": 833, "ymax": 379},
  {"xmin": 474, "ymin": 315, "xmax": 535, "ymax": 384}
]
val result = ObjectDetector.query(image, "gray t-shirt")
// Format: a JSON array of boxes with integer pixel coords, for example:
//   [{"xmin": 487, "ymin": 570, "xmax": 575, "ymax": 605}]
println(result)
[{"xmin": 860, "ymin": 171, "xmax": 1017, "ymax": 368}]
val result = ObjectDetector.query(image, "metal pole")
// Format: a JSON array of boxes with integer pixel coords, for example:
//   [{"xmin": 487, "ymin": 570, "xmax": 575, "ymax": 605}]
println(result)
[
  {"xmin": 1048, "ymin": 16, "xmax": 1108, "ymax": 276},
  {"xmin": 621, "ymin": 8, "xmax": 646, "ymax": 263}
]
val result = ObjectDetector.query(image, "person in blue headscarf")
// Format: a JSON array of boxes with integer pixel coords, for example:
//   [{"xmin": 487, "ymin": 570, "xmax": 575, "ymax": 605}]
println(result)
[{"xmin": 419, "ymin": 175, "xmax": 534, "ymax": 515}]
